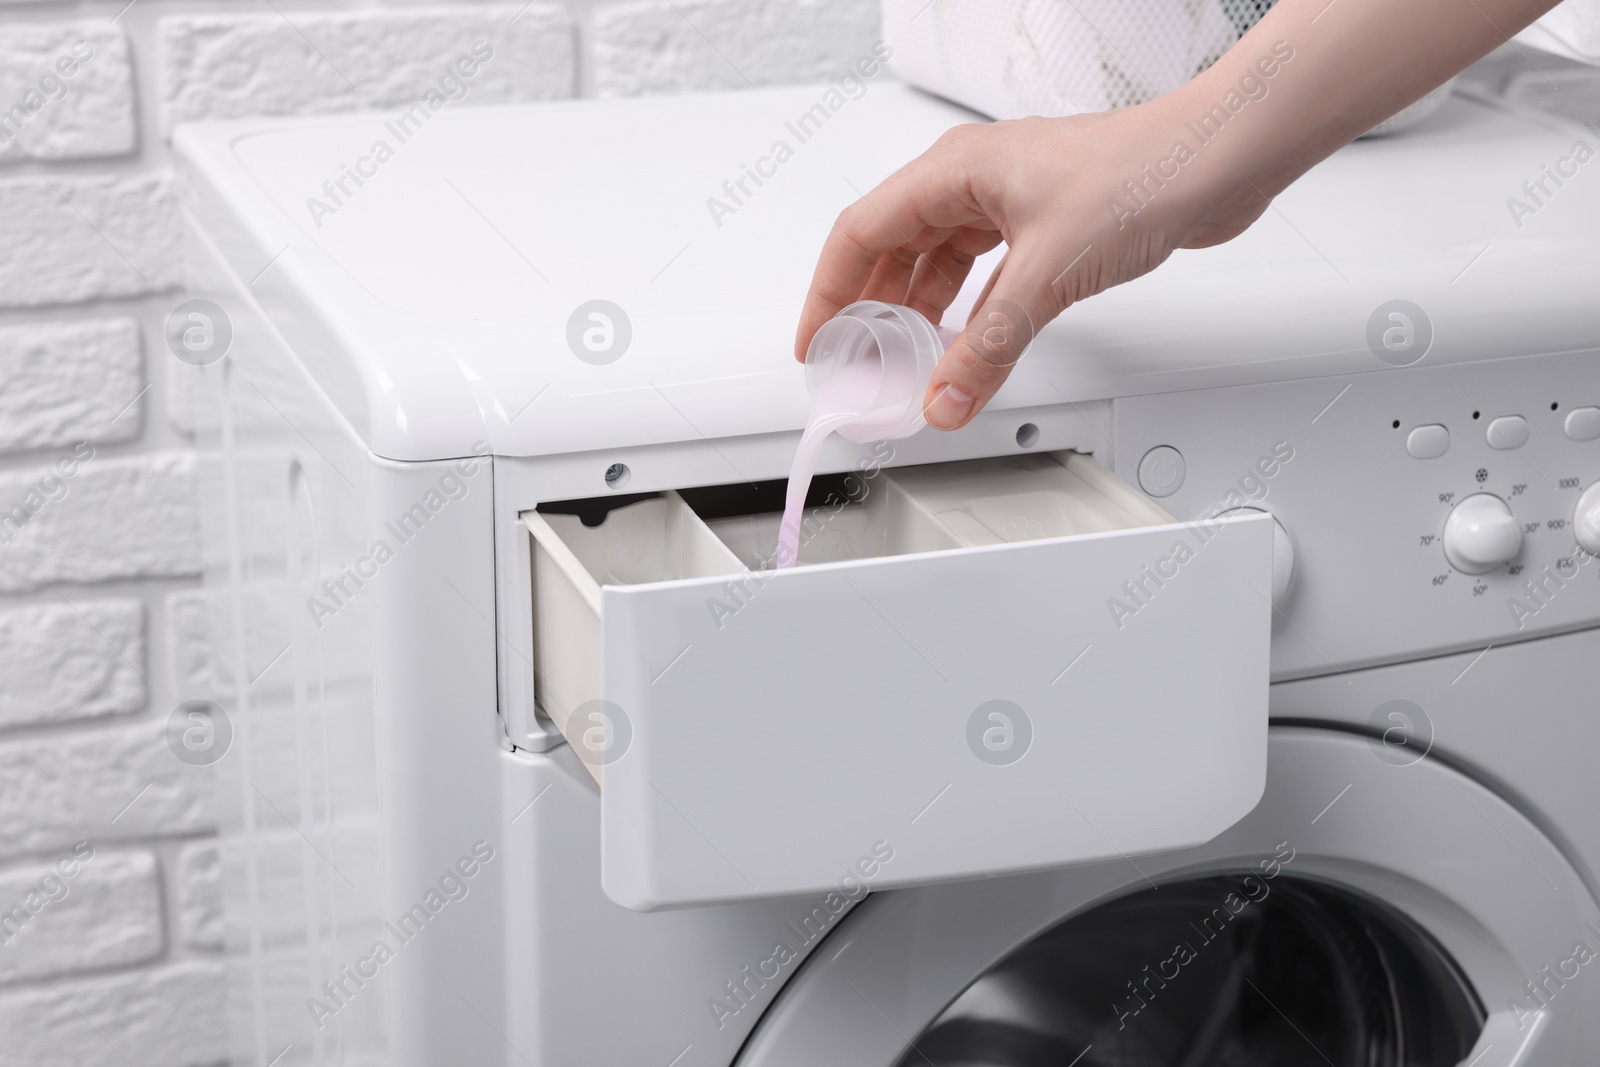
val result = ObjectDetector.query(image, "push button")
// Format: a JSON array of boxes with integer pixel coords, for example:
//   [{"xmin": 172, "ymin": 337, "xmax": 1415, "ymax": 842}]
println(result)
[
  {"xmin": 1565, "ymin": 407, "xmax": 1600, "ymax": 442},
  {"xmin": 1406, "ymin": 424, "xmax": 1450, "ymax": 459},
  {"xmin": 1487, "ymin": 415, "xmax": 1529, "ymax": 450},
  {"xmin": 1137, "ymin": 445, "xmax": 1185, "ymax": 497}
]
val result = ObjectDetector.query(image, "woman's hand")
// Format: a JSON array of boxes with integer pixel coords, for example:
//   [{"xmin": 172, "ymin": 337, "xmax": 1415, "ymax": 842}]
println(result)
[{"xmin": 793, "ymin": 99, "xmax": 1262, "ymax": 430}]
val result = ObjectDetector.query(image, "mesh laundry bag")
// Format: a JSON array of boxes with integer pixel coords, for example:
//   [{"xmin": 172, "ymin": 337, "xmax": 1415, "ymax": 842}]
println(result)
[
  {"xmin": 881, "ymin": 0, "xmax": 1276, "ymax": 120},
  {"xmin": 883, "ymin": 0, "xmax": 1600, "ymax": 123}
]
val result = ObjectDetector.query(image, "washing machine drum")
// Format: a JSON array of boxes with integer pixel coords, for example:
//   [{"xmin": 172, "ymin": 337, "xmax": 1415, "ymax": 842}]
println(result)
[
  {"xmin": 736, "ymin": 729, "xmax": 1600, "ymax": 1067},
  {"xmin": 899, "ymin": 874, "xmax": 1480, "ymax": 1067}
]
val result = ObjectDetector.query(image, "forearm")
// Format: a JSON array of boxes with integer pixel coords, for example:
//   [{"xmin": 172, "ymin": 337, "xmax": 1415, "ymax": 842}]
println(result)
[{"xmin": 1173, "ymin": 0, "xmax": 1562, "ymax": 203}]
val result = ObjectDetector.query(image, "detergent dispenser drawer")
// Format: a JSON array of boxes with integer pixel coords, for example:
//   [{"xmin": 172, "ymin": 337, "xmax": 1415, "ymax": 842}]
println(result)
[{"xmin": 521, "ymin": 451, "xmax": 1274, "ymax": 910}]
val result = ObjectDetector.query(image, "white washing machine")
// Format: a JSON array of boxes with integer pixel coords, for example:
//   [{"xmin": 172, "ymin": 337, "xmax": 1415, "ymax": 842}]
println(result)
[{"xmin": 174, "ymin": 68, "xmax": 1600, "ymax": 1067}]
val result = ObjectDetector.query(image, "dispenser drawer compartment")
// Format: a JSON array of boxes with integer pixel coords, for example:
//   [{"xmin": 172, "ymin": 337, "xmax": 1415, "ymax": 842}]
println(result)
[{"xmin": 522, "ymin": 451, "xmax": 1274, "ymax": 910}]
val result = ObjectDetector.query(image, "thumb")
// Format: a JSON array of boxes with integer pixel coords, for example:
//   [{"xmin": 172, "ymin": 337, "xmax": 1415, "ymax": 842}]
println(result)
[{"xmin": 922, "ymin": 251, "xmax": 1053, "ymax": 431}]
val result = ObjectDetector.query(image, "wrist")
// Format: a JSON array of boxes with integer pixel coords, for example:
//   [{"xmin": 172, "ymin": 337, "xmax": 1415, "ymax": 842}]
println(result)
[
  {"xmin": 1100, "ymin": 87, "xmax": 1264, "ymax": 238},
  {"xmin": 1150, "ymin": 35, "xmax": 1311, "ymax": 209}
]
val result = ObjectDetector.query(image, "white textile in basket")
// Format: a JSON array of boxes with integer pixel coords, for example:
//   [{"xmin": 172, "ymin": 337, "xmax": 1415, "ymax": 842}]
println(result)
[
  {"xmin": 881, "ymin": 0, "xmax": 1270, "ymax": 120},
  {"xmin": 883, "ymin": 0, "xmax": 1600, "ymax": 125},
  {"xmin": 1518, "ymin": 0, "xmax": 1600, "ymax": 65}
]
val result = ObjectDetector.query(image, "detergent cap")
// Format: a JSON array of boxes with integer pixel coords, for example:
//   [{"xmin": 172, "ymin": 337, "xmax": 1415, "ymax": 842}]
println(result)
[{"xmin": 803, "ymin": 301, "xmax": 954, "ymax": 443}]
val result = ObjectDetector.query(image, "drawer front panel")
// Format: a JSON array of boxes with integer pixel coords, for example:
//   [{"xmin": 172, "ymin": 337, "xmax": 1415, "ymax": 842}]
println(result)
[{"xmin": 600, "ymin": 512, "xmax": 1274, "ymax": 909}]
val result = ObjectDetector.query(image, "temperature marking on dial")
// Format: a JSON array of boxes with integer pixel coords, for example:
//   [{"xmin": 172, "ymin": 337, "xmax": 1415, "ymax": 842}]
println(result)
[
  {"xmin": 1472, "ymin": 583, "xmax": 1488, "ymax": 596},
  {"xmin": 1524, "ymin": 521, "xmax": 1542, "ymax": 534},
  {"xmin": 1510, "ymin": 565, "xmax": 1524, "ymax": 576},
  {"xmin": 1432, "ymin": 574, "xmax": 1449, "ymax": 586},
  {"xmin": 1511, "ymin": 484, "xmax": 1527, "ymax": 497},
  {"xmin": 1439, "ymin": 492, "xmax": 1455, "ymax": 505},
  {"xmin": 1419, "ymin": 534, "xmax": 1436, "ymax": 547}
]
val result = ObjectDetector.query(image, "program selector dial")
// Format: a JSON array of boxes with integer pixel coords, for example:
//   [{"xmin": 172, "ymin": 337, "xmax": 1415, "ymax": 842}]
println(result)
[
  {"xmin": 1575, "ymin": 483, "xmax": 1600, "ymax": 555},
  {"xmin": 1442, "ymin": 493, "xmax": 1522, "ymax": 574}
]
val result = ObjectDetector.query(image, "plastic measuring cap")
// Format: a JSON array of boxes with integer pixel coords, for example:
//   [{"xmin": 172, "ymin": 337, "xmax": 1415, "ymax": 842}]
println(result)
[{"xmin": 803, "ymin": 301, "xmax": 955, "ymax": 443}]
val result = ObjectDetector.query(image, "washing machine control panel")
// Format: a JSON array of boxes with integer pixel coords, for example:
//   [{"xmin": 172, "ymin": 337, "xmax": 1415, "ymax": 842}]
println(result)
[{"xmin": 1115, "ymin": 350, "xmax": 1600, "ymax": 678}]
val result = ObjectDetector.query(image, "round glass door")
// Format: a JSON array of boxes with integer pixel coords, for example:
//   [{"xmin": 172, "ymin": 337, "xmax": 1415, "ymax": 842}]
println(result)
[
  {"xmin": 896, "ymin": 874, "xmax": 1482, "ymax": 1067},
  {"xmin": 735, "ymin": 730, "xmax": 1600, "ymax": 1067}
]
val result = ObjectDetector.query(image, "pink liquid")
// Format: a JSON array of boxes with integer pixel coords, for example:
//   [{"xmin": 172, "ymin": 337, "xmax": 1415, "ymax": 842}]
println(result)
[{"xmin": 775, "ymin": 358, "xmax": 884, "ymax": 568}]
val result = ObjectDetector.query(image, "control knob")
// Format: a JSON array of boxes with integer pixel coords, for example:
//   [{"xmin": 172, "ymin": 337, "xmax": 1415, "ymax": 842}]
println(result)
[
  {"xmin": 1442, "ymin": 494, "xmax": 1521, "ymax": 574},
  {"xmin": 1575, "ymin": 483, "xmax": 1600, "ymax": 556}
]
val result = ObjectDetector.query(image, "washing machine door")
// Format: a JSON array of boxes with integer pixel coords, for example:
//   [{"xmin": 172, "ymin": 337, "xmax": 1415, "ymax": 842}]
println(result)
[{"xmin": 735, "ymin": 728, "xmax": 1600, "ymax": 1067}]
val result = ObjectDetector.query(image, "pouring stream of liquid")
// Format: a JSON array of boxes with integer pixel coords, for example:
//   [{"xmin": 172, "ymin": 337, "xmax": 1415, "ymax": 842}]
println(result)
[
  {"xmin": 775, "ymin": 411, "xmax": 859, "ymax": 568},
  {"xmin": 775, "ymin": 355, "xmax": 889, "ymax": 568}
]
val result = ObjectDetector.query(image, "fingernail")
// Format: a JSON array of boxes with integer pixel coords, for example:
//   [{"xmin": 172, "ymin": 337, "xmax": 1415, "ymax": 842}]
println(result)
[{"xmin": 925, "ymin": 383, "xmax": 975, "ymax": 430}]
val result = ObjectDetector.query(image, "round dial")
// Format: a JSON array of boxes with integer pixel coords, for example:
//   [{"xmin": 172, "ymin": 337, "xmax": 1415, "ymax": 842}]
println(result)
[
  {"xmin": 1442, "ymin": 493, "xmax": 1521, "ymax": 574},
  {"xmin": 1575, "ymin": 483, "xmax": 1600, "ymax": 555}
]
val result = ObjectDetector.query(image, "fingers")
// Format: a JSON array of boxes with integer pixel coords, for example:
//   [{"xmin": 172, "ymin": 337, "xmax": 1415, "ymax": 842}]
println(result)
[
  {"xmin": 922, "ymin": 247, "xmax": 1060, "ymax": 431},
  {"xmin": 857, "ymin": 246, "xmax": 924, "ymax": 307},
  {"xmin": 901, "ymin": 226, "xmax": 1001, "ymax": 326},
  {"xmin": 794, "ymin": 128, "xmax": 987, "ymax": 361},
  {"xmin": 795, "ymin": 195, "xmax": 930, "ymax": 362}
]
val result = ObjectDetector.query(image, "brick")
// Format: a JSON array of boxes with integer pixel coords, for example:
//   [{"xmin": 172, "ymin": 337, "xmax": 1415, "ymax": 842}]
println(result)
[
  {"xmin": 0, "ymin": 718, "xmax": 214, "ymax": 856},
  {"xmin": 165, "ymin": 359, "xmax": 203, "ymax": 438},
  {"xmin": 166, "ymin": 588, "xmax": 223, "ymax": 702},
  {"xmin": 0, "ymin": 961, "xmax": 225, "ymax": 1067},
  {"xmin": 0, "ymin": 599, "xmax": 145, "ymax": 730},
  {"xmin": 0, "ymin": 173, "xmax": 180, "ymax": 308},
  {"xmin": 0, "ymin": 451, "xmax": 199, "ymax": 593},
  {"xmin": 0, "ymin": 22, "xmax": 135, "ymax": 162},
  {"xmin": 0, "ymin": 847, "xmax": 162, "ymax": 983},
  {"xmin": 593, "ymin": 0, "xmax": 879, "ymax": 96},
  {"xmin": 0, "ymin": 319, "xmax": 142, "ymax": 454},
  {"xmin": 159, "ymin": 5, "xmax": 576, "ymax": 125},
  {"xmin": 175, "ymin": 840, "xmax": 222, "ymax": 949}
]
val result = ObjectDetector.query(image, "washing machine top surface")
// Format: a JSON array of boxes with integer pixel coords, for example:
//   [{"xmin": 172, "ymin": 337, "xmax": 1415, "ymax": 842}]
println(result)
[{"xmin": 175, "ymin": 82, "xmax": 1600, "ymax": 461}]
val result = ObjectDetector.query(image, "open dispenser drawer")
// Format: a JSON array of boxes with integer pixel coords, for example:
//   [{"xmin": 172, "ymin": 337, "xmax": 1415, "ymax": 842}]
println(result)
[{"xmin": 522, "ymin": 451, "xmax": 1274, "ymax": 910}]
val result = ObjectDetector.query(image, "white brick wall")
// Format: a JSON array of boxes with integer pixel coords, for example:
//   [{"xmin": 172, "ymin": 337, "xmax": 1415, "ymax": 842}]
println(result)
[
  {"xmin": 0, "ymin": 848, "xmax": 163, "ymax": 983},
  {"xmin": 0, "ymin": 962, "xmax": 228, "ymax": 1067},
  {"xmin": 0, "ymin": 174, "xmax": 182, "ymax": 306},
  {"xmin": 0, "ymin": 0, "xmax": 876, "ymax": 1061},
  {"xmin": 159, "ymin": 5, "xmax": 577, "ymax": 125},
  {"xmin": 593, "ymin": 0, "xmax": 878, "ymax": 95},
  {"xmin": 0, "ymin": 600, "xmax": 144, "ymax": 728},
  {"xmin": 0, "ymin": 23, "xmax": 135, "ymax": 161},
  {"xmin": 0, "ymin": 320, "xmax": 142, "ymax": 453}
]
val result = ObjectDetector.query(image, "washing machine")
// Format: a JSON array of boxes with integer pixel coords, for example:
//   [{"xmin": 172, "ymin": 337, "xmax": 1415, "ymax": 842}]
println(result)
[{"xmin": 174, "ymin": 62, "xmax": 1600, "ymax": 1067}]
